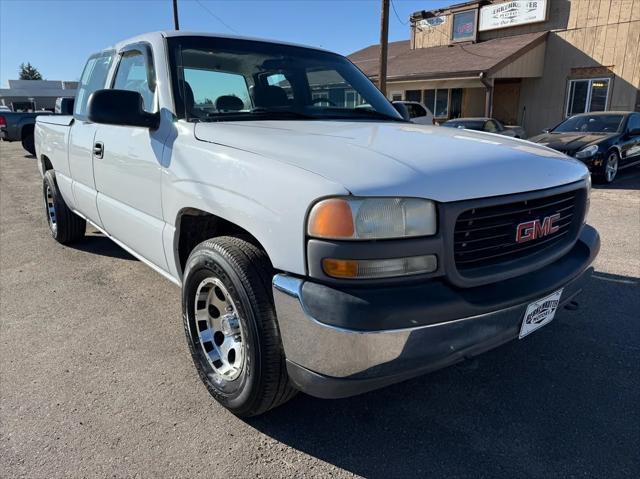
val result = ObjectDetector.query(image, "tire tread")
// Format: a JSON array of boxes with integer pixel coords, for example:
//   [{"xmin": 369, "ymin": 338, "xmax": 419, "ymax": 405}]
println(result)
[
  {"xmin": 43, "ymin": 170, "xmax": 85, "ymax": 244},
  {"xmin": 185, "ymin": 236, "xmax": 296, "ymax": 416}
]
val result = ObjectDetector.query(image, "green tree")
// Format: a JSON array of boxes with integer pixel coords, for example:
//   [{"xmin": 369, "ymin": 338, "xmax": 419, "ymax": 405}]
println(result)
[{"xmin": 19, "ymin": 62, "xmax": 43, "ymax": 80}]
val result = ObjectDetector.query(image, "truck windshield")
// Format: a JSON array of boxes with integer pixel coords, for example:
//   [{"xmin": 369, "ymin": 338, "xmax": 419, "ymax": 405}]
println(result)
[
  {"xmin": 552, "ymin": 114, "xmax": 624, "ymax": 133},
  {"xmin": 167, "ymin": 36, "xmax": 403, "ymax": 122}
]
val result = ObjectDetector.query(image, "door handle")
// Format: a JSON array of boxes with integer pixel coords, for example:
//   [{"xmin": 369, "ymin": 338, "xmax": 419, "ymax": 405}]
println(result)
[{"xmin": 93, "ymin": 141, "xmax": 104, "ymax": 159}]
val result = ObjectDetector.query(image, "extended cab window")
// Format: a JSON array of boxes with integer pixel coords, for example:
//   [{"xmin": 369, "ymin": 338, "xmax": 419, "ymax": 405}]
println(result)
[
  {"xmin": 113, "ymin": 50, "xmax": 156, "ymax": 113},
  {"xmin": 74, "ymin": 52, "xmax": 113, "ymax": 120}
]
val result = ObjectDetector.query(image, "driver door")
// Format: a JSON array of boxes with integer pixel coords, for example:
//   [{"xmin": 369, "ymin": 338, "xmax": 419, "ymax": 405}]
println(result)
[{"xmin": 93, "ymin": 43, "xmax": 169, "ymax": 271}]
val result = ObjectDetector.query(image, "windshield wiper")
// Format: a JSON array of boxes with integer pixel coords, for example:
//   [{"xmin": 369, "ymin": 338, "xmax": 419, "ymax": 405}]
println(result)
[
  {"xmin": 249, "ymin": 108, "xmax": 315, "ymax": 119},
  {"xmin": 336, "ymin": 108, "xmax": 406, "ymax": 122},
  {"xmin": 195, "ymin": 108, "xmax": 315, "ymax": 122}
]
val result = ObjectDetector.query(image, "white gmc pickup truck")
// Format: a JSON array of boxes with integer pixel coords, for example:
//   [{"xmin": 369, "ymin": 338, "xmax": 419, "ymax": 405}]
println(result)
[{"xmin": 36, "ymin": 31, "xmax": 600, "ymax": 417}]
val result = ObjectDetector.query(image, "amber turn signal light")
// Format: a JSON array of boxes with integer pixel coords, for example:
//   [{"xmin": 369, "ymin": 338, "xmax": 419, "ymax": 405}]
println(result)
[
  {"xmin": 307, "ymin": 198, "xmax": 355, "ymax": 239},
  {"xmin": 321, "ymin": 258, "xmax": 359, "ymax": 278},
  {"xmin": 322, "ymin": 255, "xmax": 437, "ymax": 280}
]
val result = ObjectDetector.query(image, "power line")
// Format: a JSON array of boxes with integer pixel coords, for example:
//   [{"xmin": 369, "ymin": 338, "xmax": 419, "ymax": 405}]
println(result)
[
  {"xmin": 194, "ymin": 0, "xmax": 240, "ymax": 34},
  {"xmin": 390, "ymin": 0, "xmax": 407, "ymax": 26}
]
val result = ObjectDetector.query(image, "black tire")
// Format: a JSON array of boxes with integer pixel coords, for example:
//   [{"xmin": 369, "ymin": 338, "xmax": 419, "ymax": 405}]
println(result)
[
  {"xmin": 594, "ymin": 150, "xmax": 619, "ymax": 184},
  {"xmin": 43, "ymin": 170, "xmax": 86, "ymax": 244},
  {"xmin": 182, "ymin": 236, "xmax": 296, "ymax": 417},
  {"xmin": 22, "ymin": 127, "xmax": 35, "ymax": 156}
]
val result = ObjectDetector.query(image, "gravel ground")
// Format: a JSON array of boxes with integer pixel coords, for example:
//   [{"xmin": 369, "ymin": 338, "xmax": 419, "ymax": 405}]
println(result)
[{"xmin": 1, "ymin": 141, "xmax": 639, "ymax": 478}]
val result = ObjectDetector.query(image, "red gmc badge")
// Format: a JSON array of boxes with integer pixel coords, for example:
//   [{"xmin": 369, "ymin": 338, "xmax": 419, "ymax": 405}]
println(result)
[{"xmin": 516, "ymin": 214, "xmax": 561, "ymax": 243}]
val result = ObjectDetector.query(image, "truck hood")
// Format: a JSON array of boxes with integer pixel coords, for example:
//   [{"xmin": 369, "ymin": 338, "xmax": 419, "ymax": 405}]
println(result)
[{"xmin": 194, "ymin": 121, "xmax": 588, "ymax": 202}]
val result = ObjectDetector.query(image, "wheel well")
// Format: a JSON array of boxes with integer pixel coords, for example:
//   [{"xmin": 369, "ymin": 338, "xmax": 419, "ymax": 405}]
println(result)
[
  {"xmin": 176, "ymin": 209, "xmax": 266, "ymax": 275},
  {"xmin": 608, "ymin": 147, "xmax": 621, "ymax": 157},
  {"xmin": 21, "ymin": 123, "xmax": 34, "ymax": 139},
  {"xmin": 41, "ymin": 155, "xmax": 53, "ymax": 172}
]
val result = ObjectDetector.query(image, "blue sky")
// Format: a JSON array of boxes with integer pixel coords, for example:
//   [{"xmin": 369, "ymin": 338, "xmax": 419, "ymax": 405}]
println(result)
[{"xmin": 0, "ymin": 0, "xmax": 452, "ymax": 85}]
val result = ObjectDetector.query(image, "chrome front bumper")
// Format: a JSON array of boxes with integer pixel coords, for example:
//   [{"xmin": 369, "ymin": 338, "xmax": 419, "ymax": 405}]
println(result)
[{"xmin": 273, "ymin": 226, "xmax": 600, "ymax": 399}]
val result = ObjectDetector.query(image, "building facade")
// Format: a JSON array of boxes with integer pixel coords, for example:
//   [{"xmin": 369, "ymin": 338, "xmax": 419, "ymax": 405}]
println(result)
[
  {"xmin": 349, "ymin": 0, "xmax": 640, "ymax": 136},
  {"xmin": 0, "ymin": 80, "xmax": 78, "ymax": 111}
]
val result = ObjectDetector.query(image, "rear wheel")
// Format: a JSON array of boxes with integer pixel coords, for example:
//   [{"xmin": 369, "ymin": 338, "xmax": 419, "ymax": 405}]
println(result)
[
  {"xmin": 43, "ymin": 170, "xmax": 86, "ymax": 244},
  {"xmin": 182, "ymin": 236, "xmax": 296, "ymax": 417}
]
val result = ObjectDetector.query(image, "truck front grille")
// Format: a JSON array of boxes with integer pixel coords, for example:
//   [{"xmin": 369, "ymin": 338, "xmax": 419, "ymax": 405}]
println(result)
[{"xmin": 454, "ymin": 189, "xmax": 580, "ymax": 272}]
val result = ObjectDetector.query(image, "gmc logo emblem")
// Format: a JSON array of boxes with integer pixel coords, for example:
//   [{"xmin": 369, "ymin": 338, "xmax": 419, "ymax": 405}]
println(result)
[{"xmin": 516, "ymin": 214, "xmax": 561, "ymax": 243}]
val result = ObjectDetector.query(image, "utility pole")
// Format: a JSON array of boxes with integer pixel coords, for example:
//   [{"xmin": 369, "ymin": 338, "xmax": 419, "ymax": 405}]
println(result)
[
  {"xmin": 173, "ymin": 0, "xmax": 180, "ymax": 30},
  {"xmin": 378, "ymin": 0, "xmax": 390, "ymax": 97}
]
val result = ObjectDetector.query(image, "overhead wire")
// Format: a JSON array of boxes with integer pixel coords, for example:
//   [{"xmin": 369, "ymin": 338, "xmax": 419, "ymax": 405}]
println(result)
[{"xmin": 194, "ymin": 0, "xmax": 241, "ymax": 34}]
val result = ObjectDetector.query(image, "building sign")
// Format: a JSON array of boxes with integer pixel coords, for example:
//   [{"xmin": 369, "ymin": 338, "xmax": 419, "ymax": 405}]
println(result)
[
  {"xmin": 452, "ymin": 10, "xmax": 477, "ymax": 42},
  {"xmin": 418, "ymin": 16, "xmax": 446, "ymax": 28},
  {"xmin": 479, "ymin": 0, "xmax": 548, "ymax": 32}
]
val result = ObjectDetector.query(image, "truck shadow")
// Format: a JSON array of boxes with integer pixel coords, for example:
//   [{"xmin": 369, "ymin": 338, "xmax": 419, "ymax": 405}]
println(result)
[
  {"xmin": 68, "ymin": 232, "xmax": 137, "ymax": 261},
  {"xmin": 248, "ymin": 271, "xmax": 639, "ymax": 478}
]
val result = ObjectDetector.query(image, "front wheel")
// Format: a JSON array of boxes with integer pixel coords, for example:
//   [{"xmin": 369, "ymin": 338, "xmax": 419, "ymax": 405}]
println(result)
[
  {"xmin": 596, "ymin": 150, "xmax": 619, "ymax": 184},
  {"xmin": 182, "ymin": 236, "xmax": 296, "ymax": 417}
]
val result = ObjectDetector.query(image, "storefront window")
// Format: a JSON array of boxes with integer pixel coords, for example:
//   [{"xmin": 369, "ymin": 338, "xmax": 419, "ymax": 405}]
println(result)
[
  {"xmin": 424, "ymin": 90, "xmax": 435, "ymax": 113},
  {"xmin": 435, "ymin": 90, "xmax": 448, "ymax": 117},
  {"xmin": 424, "ymin": 88, "xmax": 450, "ymax": 118},
  {"xmin": 566, "ymin": 78, "xmax": 611, "ymax": 117},
  {"xmin": 450, "ymin": 88, "xmax": 463, "ymax": 118},
  {"xmin": 405, "ymin": 90, "xmax": 421, "ymax": 102}
]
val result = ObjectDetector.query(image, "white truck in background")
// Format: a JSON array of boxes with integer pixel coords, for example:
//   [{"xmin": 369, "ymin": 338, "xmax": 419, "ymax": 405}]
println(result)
[{"xmin": 36, "ymin": 31, "xmax": 599, "ymax": 417}]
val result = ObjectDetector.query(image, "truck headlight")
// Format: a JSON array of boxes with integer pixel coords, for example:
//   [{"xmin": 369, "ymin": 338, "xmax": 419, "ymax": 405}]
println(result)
[
  {"xmin": 307, "ymin": 197, "xmax": 437, "ymax": 240},
  {"xmin": 575, "ymin": 145, "xmax": 599, "ymax": 158}
]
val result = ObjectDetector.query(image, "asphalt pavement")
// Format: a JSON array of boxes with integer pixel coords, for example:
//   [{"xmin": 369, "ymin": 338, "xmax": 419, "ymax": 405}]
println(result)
[{"xmin": 1, "ymin": 141, "xmax": 638, "ymax": 478}]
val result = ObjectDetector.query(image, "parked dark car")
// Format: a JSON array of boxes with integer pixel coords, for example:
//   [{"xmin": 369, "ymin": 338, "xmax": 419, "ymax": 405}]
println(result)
[
  {"xmin": 529, "ymin": 111, "xmax": 640, "ymax": 184},
  {"xmin": 442, "ymin": 117, "xmax": 526, "ymax": 138}
]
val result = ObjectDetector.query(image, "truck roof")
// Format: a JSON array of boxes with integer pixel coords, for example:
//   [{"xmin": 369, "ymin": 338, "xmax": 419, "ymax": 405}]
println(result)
[{"xmin": 108, "ymin": 31, "xmax": 331, "ymax": 55}]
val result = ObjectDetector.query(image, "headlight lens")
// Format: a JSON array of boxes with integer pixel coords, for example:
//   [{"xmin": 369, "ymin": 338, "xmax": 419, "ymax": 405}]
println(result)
[
  {"xmin": 308, "ymin": 197, "xmax": 437, "ymax": 240},
  {"xmin": 575, "ymin": 145, "xmax": 599, "ymax": 158}
]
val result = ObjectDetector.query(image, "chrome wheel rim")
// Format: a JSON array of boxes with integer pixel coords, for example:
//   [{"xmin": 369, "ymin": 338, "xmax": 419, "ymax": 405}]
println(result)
[
  {"xmin": 194, "ymin": 278, "xmax": 245, "ymax": 382},
  {"xmin": 44, "ymin": 185, "xmax": 57, "ymax": 233},
  {"xmin": 606, "ymin": 153, "xmax": 618, "ymax": 182}
]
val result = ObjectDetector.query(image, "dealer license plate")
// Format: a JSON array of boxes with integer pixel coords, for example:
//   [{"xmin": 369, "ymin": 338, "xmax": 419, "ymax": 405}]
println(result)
[{"xmin": 519, "ymin": 289, "xmax": 563, "ymax": 339}]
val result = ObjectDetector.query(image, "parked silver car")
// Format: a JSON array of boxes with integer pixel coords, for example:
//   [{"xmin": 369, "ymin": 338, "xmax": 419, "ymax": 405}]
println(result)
[
  {"xmin": 392, "ymin": 101, "xmax": 434, "ymax": 125},
  {"xmin": 442, "ymin": 117, "xmax": 526, "ymax": 138}
]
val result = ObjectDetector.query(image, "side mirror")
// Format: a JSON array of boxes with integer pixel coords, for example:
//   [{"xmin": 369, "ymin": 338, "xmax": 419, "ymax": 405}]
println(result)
[
  {"xmin": 542, "ymin": 128, "xmax": 550, "ymax": 133},
  {"xmin": 628, "ymin": 127, "xmax": 640, "ymax": 137},
  {"xmin": 88, "ymin": 89, "xmax": 159, "ymax": 129},
  {"xmin": 392, "ymin": 102, "xmax": 411, "ymax": 121}
]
